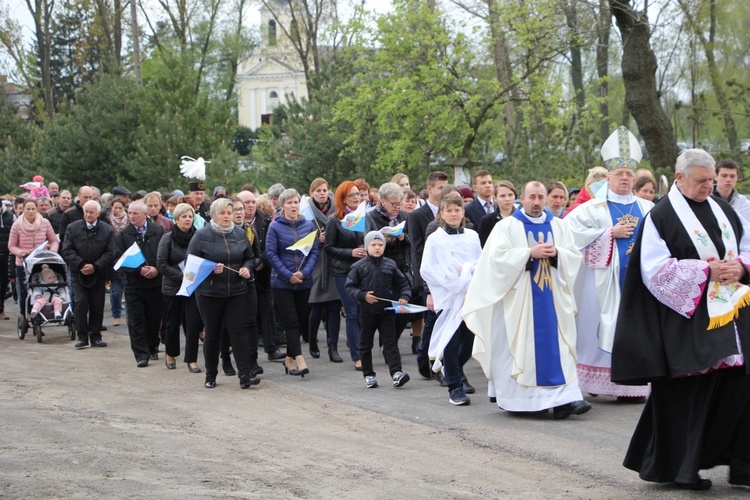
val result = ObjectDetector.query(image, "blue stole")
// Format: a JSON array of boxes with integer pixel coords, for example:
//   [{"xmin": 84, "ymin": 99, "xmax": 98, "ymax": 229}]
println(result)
[
  {"xmin": 608, "ymin": 201, "xmax": 643, "ymax": 288},
  {"xmin": 512, "ymin": 210, "xmax": 565, "ymax": 386}
]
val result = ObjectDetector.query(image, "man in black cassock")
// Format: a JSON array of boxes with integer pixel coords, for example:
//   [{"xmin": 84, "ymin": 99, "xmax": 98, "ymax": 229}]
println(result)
[{"xmin": 612, "ymin": 148, "xmax": 750, "ymax": 491}]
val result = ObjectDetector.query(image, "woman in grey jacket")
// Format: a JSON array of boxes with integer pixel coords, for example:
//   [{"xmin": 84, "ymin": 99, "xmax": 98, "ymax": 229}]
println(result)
[{"xmin": 187, "ymin": 198, "xmax": 262, "ymax": 389}]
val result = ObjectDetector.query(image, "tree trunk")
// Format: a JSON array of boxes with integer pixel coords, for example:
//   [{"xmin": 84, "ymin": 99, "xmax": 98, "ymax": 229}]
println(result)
[
  {"xmin": 485, "ymin": 0, "xmax": 516, "ymax": 155},
  {"xmin": 677, "ymin": 0, "xmax": 738, "ymax": 150},
  {"xmin": 26, "ymin": 0, "xmax": 55, "ymax": 120},
  {"xmin": 596, "ymin": 0, "xmax": 611, "ymax": 142},
  {"xmin": 564, "ymin": 0, "xmax": 585, "ymax": 120},
  {"xmin": 131, "ymin": 0, "xmax": 141, "ymax": 85},
  {"xmin": 610, "ymin": 0, "xmax": 678, "ymax": 170},
  {"xmin": 114, "ymin": 0, "xmax": 122, "ymax": 68},
  {"xmin": 224, "ymin": 0, "xmax": 246, "ymax": 102}
]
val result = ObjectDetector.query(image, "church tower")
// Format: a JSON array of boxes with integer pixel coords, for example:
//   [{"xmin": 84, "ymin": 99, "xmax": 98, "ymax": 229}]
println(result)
[{"xmin": 236, "ymin": 1, "xmax": 308, "ymax": 130}]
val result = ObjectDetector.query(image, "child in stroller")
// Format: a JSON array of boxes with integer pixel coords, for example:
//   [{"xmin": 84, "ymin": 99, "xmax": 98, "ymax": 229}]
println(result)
[{"xmin": 30, "ymin": 264, "xmax": 69, "ymax": 319}]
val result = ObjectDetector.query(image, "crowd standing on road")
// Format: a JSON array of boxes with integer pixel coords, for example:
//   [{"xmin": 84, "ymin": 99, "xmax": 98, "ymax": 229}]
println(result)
[{"xmin": 4, "ymin": 127, "xmax": 750, "ymax": 491}]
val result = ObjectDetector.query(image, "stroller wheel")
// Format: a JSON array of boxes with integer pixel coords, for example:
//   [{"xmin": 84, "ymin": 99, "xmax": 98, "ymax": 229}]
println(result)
[
  {"xmin": 34, "ymin": 323, "xmax": 43, "ymax": 343},
  {"xmin": 17, "ymin": 316, "xmax": 26, "ymax": 339},
  {"xmin": 68, "ymin": 318, "xmax": 76, "ymax": 340}
]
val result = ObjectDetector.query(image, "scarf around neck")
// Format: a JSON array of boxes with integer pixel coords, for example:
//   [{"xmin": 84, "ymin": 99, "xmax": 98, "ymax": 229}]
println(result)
[
  {"xmin": 20, "ymin": 213, "xmax": 43, "ymax": 234},
  {"xmin": 376, "ymin": 203, "xmax": 399, "ymax": 223},
  {"xmin": 210, "ymin": 220, "xmax": 234, "ymax": 234}
]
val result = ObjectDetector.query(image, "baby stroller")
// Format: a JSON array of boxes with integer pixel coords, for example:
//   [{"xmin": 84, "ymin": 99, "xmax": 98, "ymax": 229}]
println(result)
[{"xmin": 17, "ymin": 251, "xmax": 76, "ymax": 343}]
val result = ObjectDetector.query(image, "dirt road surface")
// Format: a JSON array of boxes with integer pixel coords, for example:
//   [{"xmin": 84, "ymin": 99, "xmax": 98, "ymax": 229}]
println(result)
[{"xmin": 1, "ymin": 309, "xmax": 748, "ymax": 499}]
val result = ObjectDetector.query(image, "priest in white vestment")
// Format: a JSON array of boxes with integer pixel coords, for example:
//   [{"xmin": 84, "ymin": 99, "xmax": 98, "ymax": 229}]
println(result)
[
  {"xmin": 463, "ymin": 181, "xmax": 590, "ymax": 419},
  {"xmin": 567, "ymin": 127, "xmax": 653, "ymax": 399}
]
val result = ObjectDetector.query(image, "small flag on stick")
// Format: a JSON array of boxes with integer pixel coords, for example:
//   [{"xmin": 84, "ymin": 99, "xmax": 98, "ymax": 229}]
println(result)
[
  {"xmin": 177, "ymin": 254, "xmax": 217, "ymax": 296},
  {"xmin": 286, "ymin": 230, "xmax": 318, "ymax": 257},
  {"xmin": 114, "ymin": 242, "xmax": 146, "ymax": 271}
]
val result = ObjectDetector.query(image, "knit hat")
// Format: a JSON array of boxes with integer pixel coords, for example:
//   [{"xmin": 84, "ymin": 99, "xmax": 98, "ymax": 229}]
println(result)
[
  {"xmin": 213, "ymin": 186, "xmax": 227, "ymax": 197},
  {"xmin": 40, "ymin": 264, "xmax": 56, "ymax": 284},
  {"xmin": 364, "ymin": 231, "xmax": 385, "ymax": 248},
  {"xmin": 33, "ymin": 175, "xmax": 44, "ymax": 183}
]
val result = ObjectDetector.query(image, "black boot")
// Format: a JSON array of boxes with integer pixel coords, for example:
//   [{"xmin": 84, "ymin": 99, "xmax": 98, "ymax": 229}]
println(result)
[
  {"xmin": 411, "ymin": 336, "xmax": 420, "ymax": 355},
  {"xmin": 222, "ymin": 358, "xmax": 236, "ymax": 376},
  {"xmin": 310, "ymin": 337, "xmax": 320, "ymax": 358},
  {"xmin": 328, "ymin": 345, "xmax": 343, "ymax": 363}
]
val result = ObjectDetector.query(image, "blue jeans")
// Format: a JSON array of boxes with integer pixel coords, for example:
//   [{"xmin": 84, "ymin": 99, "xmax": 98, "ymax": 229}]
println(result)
[
  {"xmin": 109, "ymin": 276, "xmax": 125, "ymax": 319},
  {"xmin": 334, "ymin": 275, "xmax": 360, "ymax": 361},
  {"xmin": 16, "ymin": 265, "xmax": 27, "ymax": 316}
]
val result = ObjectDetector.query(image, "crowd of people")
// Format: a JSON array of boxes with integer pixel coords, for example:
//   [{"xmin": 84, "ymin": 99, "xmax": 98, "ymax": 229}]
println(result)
[{"xmin": 3, "ymin": 126, "xmax": 750, "ymax": 491}]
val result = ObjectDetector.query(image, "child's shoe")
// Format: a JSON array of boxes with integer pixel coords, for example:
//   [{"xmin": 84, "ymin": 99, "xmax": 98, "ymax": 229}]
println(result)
[
  {"xmin": 54, "ymin": 310, "xmax": 62, "ymax": 319},
  {"xmin": 30, "ymin": 309, "xmax": 39, "ymax": 318},
  {"xmin": 392, "ymin": 371, "xmax": 410, "ymax": 388}
]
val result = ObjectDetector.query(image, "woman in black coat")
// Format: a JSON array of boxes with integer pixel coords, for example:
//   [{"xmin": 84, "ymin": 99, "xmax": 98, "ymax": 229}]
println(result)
[
  {"xmin": 186, "ymin": 198, "xmax": 262, "ymax": 389},
  {"xmin": 324, "ymin": 180, "xmax": 366, "ymax": 370},
  {"xmin": 156, "ymin": 203, "xmax": 202, "ymax": 373}
]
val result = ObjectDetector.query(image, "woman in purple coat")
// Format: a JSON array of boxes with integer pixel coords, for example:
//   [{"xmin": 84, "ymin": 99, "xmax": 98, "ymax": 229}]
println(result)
[{"xmin": 266, "ymin": 188, "xmax": 320, "ymax": 377}]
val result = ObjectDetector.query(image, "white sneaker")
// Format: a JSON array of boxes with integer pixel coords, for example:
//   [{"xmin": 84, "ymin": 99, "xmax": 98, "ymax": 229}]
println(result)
[
  {"xmin": 392, "ymin": 371, "xmax": 410, "ymax": 388},
  {"xmin": 30, "ymin": 309, "xmax": 38, "ymax": 318},
  {"xmin": 365, "ymin": 376, "xmax": 378, "ymax": 388},
  {"xmin": 54, "ymin": 311, "xmax": 62, "ymax": 319}
]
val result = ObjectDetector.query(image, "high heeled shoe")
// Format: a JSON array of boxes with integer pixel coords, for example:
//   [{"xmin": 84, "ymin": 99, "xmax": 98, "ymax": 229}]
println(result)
[
  {"xmin": 284, "ymin": 358, "xmax": 302, "ymax": 376},
  {"xmin": 297, "ymin": 367, "xmax": 310, "ymax": 378},
  {"xmin": 165, "ymin": 355, "xmax": 176, "ymax": 370},
  {"xmin": 284, "ymin": 365, "xmax": 302, "ymax": 376}
]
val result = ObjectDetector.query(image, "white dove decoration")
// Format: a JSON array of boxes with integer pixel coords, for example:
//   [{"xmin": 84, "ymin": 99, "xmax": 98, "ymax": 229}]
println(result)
[{"xmin": 179, "ymin": 156, "xmax": 210, "ymax": 180}]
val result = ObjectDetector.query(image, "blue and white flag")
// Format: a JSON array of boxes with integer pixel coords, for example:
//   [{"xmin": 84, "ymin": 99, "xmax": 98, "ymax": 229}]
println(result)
[
  {"xmin": 380, "ymin": 221, "xmax": 406, "ymax": 238},
  {"xmin": 386, "ymin": 302, "xmax": 428, "ymax": 314},
  {"xmin": 113, "ymin": 242, "xmax": 146, "ymax": 271},
  {"xmin": 300, "ymin": 195, "xmax": 315, "ymax": 222},
  {"xmin": 341, "ymin": 201, "xmax": 367, "ymax": 232},
  {"xmin": 177, "ymin": 254, "xmax": 217, "ymax": 297}
]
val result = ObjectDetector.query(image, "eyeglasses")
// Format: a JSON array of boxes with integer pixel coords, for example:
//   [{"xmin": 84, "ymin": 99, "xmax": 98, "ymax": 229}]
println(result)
[
  {"xmin": 384, "ymin": 199, "xmax": 402, "ymax": 208},
  {"xmin": 346, "ymin": 192, "xmax": 361, "ymax": 198}
]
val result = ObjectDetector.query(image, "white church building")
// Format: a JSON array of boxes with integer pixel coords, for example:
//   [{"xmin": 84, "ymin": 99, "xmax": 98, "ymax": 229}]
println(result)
[{"xmin": 236, "ymin": 1, "xmax": 308, "ymax": 130}]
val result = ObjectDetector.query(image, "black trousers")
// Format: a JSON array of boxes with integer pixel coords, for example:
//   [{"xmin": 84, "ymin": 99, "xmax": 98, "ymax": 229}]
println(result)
[
  {"xmin": 359, "ymin": 308, "xmax": 402, "ymax": 378},
  {"xmin": 219, "ymin": 285, "xmax": 259, "ymax": 366},
  {"xmin": 72, "ymin": 274, "xmax": 106, "ymax": 342},
  {"xmin": 125, "ymin": 286, "xmax": 164, "ymax": 361},
  {"xmin": 163, "ymin": 293, "xmax": 202, "ymax": 363},
  {"xmin": 0, "ymin": 252, "xmax": 8, "ymax": 314},
  {"xmin": 273, "ymin": 288, "xmax": 310, "ymax": 358},
  {"xmin": 197, "ymin": 293, "xmax": 251, "ymax": 378},
  {"xmin": 256, "ymin": 286, "xmax": 279, "ymax": 353}
]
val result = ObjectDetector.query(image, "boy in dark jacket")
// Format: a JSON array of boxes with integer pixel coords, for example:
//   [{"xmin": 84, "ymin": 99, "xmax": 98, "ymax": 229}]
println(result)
[{"xmin": 346, "ymin": 231, "xmax": 411, "ymax": 388}]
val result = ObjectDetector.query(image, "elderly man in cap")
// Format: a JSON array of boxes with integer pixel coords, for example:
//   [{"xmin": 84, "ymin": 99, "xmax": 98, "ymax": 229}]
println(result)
[
  {"xmin": 566, "ymin": 126, "xmax": 653, "ymax": 401},
  {"xmin": 62, "ymin": 200, "xmax": 115, "ymax": 349},
  {"xmin": 112, "ymin": 186, "xmax": 131, "ymax": 204},
  {"xmin": 188, "ymin": 181, "xmax": 211, "ymax": 224}
]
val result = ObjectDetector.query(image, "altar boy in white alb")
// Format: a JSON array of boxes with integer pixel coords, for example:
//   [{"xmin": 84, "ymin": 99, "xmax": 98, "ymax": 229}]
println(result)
[
  {"xmin": 463, "ymin": 181, "xmax": 590, "ymax": 419},
  {"xmin": 566, "ymin": 127, "xmax": 653, "ymax": 399}
]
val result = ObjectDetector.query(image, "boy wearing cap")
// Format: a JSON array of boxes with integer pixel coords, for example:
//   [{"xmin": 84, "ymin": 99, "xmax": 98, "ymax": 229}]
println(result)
[{"xmin": 345, "ymin": 231, "xmax": 411, "ymax": 388}]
